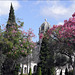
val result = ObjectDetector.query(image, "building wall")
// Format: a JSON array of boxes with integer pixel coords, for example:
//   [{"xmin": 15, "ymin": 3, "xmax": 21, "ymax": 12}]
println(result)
[{"xmin": 19, "ymin": 62, "xmax": 37, "ymax": 74}]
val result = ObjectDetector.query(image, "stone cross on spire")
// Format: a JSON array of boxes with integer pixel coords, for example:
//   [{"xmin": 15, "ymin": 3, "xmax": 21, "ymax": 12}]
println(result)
[{"xmin": 45, "ymin": 19, "xmax": 47, "ymax": 22}]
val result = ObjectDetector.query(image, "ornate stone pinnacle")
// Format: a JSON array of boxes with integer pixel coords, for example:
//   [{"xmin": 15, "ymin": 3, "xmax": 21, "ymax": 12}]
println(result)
[{"xmin": 45, "ymin": 19, "xmax": 47, "ymax": 22}]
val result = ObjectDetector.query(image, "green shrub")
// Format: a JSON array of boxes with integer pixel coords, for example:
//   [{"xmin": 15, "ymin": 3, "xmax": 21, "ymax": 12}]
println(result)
[
  {"xmin": 20, "ymin": 66, "xmax": 23, "ymax": 75},
  {"xmin": 37, "ymin": 67, "xmax": 42, "ymax": 75},
  {"xmin": 65, "ymin": 68, "xmax": 68, "ymax": 75},
  {"xmin": 60, "ymin": 70, "xmax": 62, "ymax": 75},
  {"xmin": 14, "ymin": 64, "xmax": 20, "ymax": 75},
  {"xmin": 29, "ymin": 68, "xmax": 32, "ymax": 75},
  {"xmin": 68, "ymin": 70, "xmax": 73, "ymax": 75}
]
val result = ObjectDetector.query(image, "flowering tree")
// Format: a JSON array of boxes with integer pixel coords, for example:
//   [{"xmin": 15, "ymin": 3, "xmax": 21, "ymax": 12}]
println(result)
[
  {"xmin": 47, "ymin": 12, "xmax": 75, "ymax": 75},
  {"xmin": 1, "ymin": 4, "xmax": 36, "ymax": 75},
  {"xmin": 1, "ymin": 21, "xmax": 36, "ymax": 75},
  {"xmin": 1, "ymin": 22, "xmax": 36, "ymax": 59}
]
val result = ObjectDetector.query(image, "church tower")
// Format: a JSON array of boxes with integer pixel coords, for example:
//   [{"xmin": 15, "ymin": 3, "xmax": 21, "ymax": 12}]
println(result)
[{"xmin": 39, "ymin": 19, "xmax": 50, "ymax": 46}]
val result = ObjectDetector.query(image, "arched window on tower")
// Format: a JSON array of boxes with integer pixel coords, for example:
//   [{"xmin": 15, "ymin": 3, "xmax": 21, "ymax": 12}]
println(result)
[
  {"xmin": 24, "ymin": 67, "xmax": 27, "ymax": 74},
  {"xmin": 34, "ymin": 65, "xmax": 37, "ymax": 73},
  {"xmin": 41, "ymin": 25, "xmax": 44, "ymax": 31}
]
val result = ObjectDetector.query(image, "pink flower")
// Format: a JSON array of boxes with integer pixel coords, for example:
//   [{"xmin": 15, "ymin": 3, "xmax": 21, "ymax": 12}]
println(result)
[
  {"xmin": 8, "ymin": 36, "xmax": 10, "ymax": 38},
  {"xmin": 9, "ymin": 52, "xmax": 11, "ymax": 54},
  {"xmin": 23, "ymin": 41, "xmax": 25, "ymax": 43},
  {"xmin": 21, "ymin": 44, "xmax": 23, "ymax": 47},
  {"xmin": 35, "ymin": 46, "xmax": 37, "ymax": 48},
  {"xmin": 64, "ymin": 20, "xmax": 67, "ymax": 23},
  {"xmin": 21, "ymin": 31, "xmax": 25, "ymax": 34},
  {"xmin": 3, "ymin": 27, "xmax": 6, "ymax": 30},
  {"xmin": 21, "ymin": 50, "xmax": 24, "ymax": 53},
  {"xmin": 39, "ymin": 33, "xmax": 43, "ymax": 39},
  {"xmin": 12, "ymin": 30, "xmax": 17, "ymax": 33},
  {"xmin": 27, "ymin": 46, "xmax": 29, "ymax": 49},
  {"xmin": 30, "ymin": 45, "xmax": 33, "ymax": 48},
  {"xmin": 2, "ymin": 24, "xmax": 4, "ymax": 26}
]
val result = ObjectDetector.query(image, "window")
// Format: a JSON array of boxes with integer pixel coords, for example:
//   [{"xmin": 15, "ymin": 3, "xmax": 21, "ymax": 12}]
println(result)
[
  {"xmin": 41, "ymin": 25, "xmax": 44, "ymax": 30},
  {"xmin": 34, "ymin": 65, "xmax": 37, "ymax": 73}
]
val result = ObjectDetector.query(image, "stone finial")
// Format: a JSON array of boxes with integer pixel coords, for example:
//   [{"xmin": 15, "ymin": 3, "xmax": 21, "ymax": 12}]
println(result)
[{"xmin": 45, "ymin": 19, "xmax": 47, "ymax": 22}]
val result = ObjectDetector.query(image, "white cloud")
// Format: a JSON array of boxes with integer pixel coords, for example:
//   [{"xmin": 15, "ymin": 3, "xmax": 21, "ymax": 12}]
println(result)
[
  {"xmin": 40, "ymin": 1, "xmax": 75, "ymax": 19},
  {"xmin": 0, "ymin": 0, "xmax": 20, "ymax": 16},
  {"xmin": 57, "ymin": 22, "xmax": 64, "ymax": 25}
]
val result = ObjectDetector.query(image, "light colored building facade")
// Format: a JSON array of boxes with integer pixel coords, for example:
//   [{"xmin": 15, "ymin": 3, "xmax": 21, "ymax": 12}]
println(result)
[{"xmin": 18, "ymin": 19, "xmax": 51, "ymax": 75}]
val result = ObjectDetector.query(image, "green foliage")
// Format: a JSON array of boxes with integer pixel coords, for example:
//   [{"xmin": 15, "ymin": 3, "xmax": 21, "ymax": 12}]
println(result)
[
  {"xmin": 68, "ymin": 70, "xmax": 73, "ymax": 75},
  {"xmin": 38, "ymin": 33, "xmax": 55, "ymax": 75},
  {"xmin": 8, "ymin": 3, "xmax": 15, "ymax": 23},
  {"xmin": 50, "ymin": 67, "xmax": 55, "ymax": 75},
  {"xmin": 1, "ymin": 3, "xmax": 35, "ymax": 75},
  {"xmin": 0, "ymin": 6, "xmax": 35, "ymax": 59},
  {"xmin": 21, "ymin": 66, "xmax": 23, "ymax": 75},
  {"xmin": 14, "ymin": 64, "xmax": 20, "ymax": 75},
  {"xmin": 38, "ymin": 35, "xmax": 50, "ymax": 75},
  {"xmin": 29, "ymin": 68, "xmax": 32, "ymax": 75},
  {"xmin": 60, "ymin": 70, "xmax": 62, "ymax": 75},
  {"xmin": 37, "ymin": 67, "xmax": 42, "ymax": 75},
  {"xmin": 65, "ymin": 68, "xmax": 68, "ymax": 75}
]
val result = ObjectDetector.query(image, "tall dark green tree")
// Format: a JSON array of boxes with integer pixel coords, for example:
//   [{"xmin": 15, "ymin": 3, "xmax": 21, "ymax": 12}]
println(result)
[
  {"xmin": 65, "ymin": 68, "xmax": 68, "ymax": 75},
  {"xmin": 8, "ymin": 3, "xmax": 15, "ymax": 22},
  {"xmin": 38, "ymin": 35, "xmax": 49, "ymax": 75},
  {"xmin": 6, "ymin": 3, "xmax": 16, "ymax": 30},
  {"xmin": 38, "ymin": 33, "xmax": 55, "ymax": 75},
  {"xmin": 37, "ymin": 67, "xmax": 42, "ymax": 75},
  {"xmin": 20, "ymin": 65, "xmax": 23, "ymax": 75},
  {"xmin": 60, "ymin": 70, "xmax": 62, "ymax": 75},
  {"xmin": 29, "ymin": 68, "xmax": 32, "ymax": 75},
  {"xmin": 1, "ymin": 3, "xmax": 16, "ymax": 75}
]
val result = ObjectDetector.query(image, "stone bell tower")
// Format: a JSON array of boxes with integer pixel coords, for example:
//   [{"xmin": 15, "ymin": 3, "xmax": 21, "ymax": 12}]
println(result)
[{"xmin": 39, "ymin": 19, "xmax": 50, "ymax": 47}]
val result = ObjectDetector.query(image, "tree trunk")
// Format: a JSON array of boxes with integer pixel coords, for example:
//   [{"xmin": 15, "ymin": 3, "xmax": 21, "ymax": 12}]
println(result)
[
  {"xmin": 1, "ymin": 57, "xmax": 16, "ymax": 75},
  {"xmin": 73, "ymin": 56, "xmax": 75, "ymax": 75},
  {"xmin": 0, "ymin": 51, "xmax": 6, "ymax": 75}
]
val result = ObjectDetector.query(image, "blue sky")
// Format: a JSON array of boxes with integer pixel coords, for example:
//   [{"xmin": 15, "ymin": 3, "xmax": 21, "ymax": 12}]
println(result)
[{"xmin": 0, "ymin": 0, "xmax": 75, "ymax": 42}]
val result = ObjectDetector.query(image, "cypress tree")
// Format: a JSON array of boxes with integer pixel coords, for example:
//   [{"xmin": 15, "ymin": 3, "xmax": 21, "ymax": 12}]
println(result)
[
  {"xmin": 65, "ymin": 68, "xmax": 68, "ymax": 75},
  {"xmin": 8, "ymin": 3, "xmax": 15, "ymax": 22},
  {"xmin": 20, "ymin": 65, "xmax": 23, "ymax": 75},
  {"xmin": 29, "ymin": 68, "xmax": 32, "ymax": 75},
  {"xmin": 6, "ymin": 3, "xmax": 16, "ymax": 30},
  {"xmin": 38, "ymin": 34, "xmax": 55, "ymax": 75},
  {"xmin": 37, "ymin": 67, "xmax": 42, "ymax": 75},
  {"xmin": 38, "ymin": 35, "xmax": 49, "ymax": 75},
  {"xmin": 60, "ymin": 70, "xmax": 62, "ymax": 75}
]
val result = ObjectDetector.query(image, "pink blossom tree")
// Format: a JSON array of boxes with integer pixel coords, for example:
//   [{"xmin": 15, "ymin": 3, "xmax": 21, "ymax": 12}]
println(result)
[
  {"xmin": 1, "ymin": 21, "xmax": 36, "ymax": 59},
  {"xmin": 1, "ymin": 4, "xmax": 36, "ymax": 75},
  {"xmin": 47, "ymin": 12, "xmax": 75, "ymax": 75}
]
